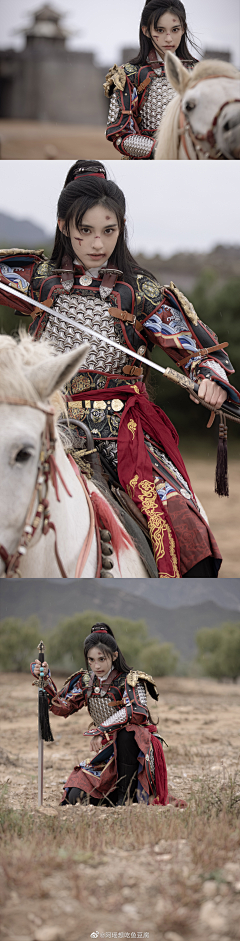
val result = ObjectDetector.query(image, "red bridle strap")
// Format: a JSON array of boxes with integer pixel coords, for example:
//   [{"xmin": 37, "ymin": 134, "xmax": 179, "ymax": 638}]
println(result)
[{"xmin": 0, "ymin": 396, "xmax": 70, "ymax": 577}]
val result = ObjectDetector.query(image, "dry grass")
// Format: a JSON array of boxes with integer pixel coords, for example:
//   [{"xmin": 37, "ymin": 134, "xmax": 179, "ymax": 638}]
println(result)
[{"xmin": 2, "ymin": 674, "xmax": 240, "ymax": 940}]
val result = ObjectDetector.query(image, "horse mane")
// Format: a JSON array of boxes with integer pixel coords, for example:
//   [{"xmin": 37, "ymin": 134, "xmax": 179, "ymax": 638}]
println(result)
[
  {"xmin": 0, "ymin": 331, "xmax": 66, "ymax": 421},
  {"xmin": 155, "ymin": 94, "xmax": 181, "ymax": 160},
  {"xmin": 186, "ymin": 58, "xmax": 240, "ymax": 86}
]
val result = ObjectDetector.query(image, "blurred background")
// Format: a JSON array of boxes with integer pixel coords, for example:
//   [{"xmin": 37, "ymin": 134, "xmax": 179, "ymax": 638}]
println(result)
[{"xmin": 0, "ymin": 0, "xmax": 239, "ymax": 157}]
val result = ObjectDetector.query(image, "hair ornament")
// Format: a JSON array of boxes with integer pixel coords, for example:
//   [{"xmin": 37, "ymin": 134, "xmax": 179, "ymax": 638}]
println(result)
[
  {"xmin": 73, "ymin": 164, "xmax": 106, "ymax": 181},
  {"xmin": 91, "ymin": 626, "xmax": 109, "ymax": 634}
]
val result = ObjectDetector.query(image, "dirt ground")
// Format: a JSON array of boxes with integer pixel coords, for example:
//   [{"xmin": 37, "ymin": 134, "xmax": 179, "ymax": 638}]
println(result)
[
  {"xmin": 1, "ymin": 673, "xmax": 240, "ymax": 941},
  {"xmin": 181, "ymin": 458, "xmax": 240, "ymax": 578},
  {"xmin": 0, "ymin": 122, "xmax": 120, "ymax": 159}
]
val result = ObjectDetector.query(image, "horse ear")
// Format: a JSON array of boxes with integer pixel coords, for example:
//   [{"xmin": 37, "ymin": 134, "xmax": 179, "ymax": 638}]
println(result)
[
  {"xmin": 165, "ymin": 52, "xmax": 190, "ymax": 94},
  {"xmin": 25, "ymin": 342, "xmax": 90, "ymax": 400}
]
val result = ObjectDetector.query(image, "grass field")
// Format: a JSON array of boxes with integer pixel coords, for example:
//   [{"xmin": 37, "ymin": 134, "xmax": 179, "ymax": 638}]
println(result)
[{"xmin": 1, "ymin": 673, "xmax": 240, "ymax": 941}]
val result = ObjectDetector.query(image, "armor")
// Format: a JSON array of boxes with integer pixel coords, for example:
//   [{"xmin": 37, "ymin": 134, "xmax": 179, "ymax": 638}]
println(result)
[
  {"xmin": 105, "ymin": 56, "xmax": 195, "ymax": 159},
  {"xmin": 43, "ymin": 293, "xmax": 128, "ymax": 372}
]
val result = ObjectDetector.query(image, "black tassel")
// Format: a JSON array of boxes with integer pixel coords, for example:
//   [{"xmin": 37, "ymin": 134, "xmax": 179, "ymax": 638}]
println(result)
[
  {"xmin": 39, "ymin": 689, "xmax": 54, "ymax": 742},
  {"xmin": 215, "ymin": 412, "xmax": 229, "ymax": 497}
]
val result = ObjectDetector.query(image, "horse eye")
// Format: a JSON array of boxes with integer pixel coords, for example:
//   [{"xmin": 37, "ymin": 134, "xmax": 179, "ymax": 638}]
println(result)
[
  {"xmin": 185, "ymin": 100, "xmax": 196, "ymax": 112},
  {"xmin": 15, "ymin": 448, "xmax": 32, "ymax": 465}
]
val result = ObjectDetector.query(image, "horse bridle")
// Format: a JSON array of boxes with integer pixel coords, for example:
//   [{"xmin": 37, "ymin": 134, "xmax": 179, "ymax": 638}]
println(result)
[
  {"xmin": 0, "ymin": 397, "xmax": 71, "ymax": 578},
  {"xmin": 178, "ymin": 75, "xmax": 240, "ymax": 159}
]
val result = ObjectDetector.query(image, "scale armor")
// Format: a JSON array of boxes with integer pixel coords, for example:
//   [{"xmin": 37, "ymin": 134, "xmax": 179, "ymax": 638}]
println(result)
[
  {"xmin": 123, "ymin": 136, "xmax": 155, "ymax": 157},
  {"xmin": 43, "ymin": 293, "xmax": 128, "ymax": 372},
  {"xmin": 140, "ymin": 73, "xmax": 176, "ymax": 129},
  {"xmin": 107, "ymin": 72, "xmax": 177, "ymax": 158},
  {"xmin": 88, "ymin": 680, "xmax": 148, "ymax": 726}
]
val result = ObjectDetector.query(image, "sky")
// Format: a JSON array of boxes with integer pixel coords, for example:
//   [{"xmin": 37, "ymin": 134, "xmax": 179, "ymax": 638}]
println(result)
[
  {"xmin": 0, "ymin": 0, "xmax": 240, "ymax": 66},
  {"xmin": 0, "ymin": 161, "xmax": 239, "ymax": 257}
]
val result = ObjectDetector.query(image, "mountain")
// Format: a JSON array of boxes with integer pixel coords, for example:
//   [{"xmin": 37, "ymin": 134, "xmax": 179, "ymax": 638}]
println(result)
[
  {"xmin": 1, "ymin": 581, "xmax": 240, "ymax": 660},
  {"xmin": 0, "ymin": 212, "xmax": 52, "ymax": 247}
]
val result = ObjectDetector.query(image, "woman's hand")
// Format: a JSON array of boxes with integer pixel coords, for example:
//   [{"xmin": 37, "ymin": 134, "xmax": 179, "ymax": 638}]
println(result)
[
  {"xmin": 33, "ymin": 659, "xmax": 49, "ymax": 678},
  {"xmin": 90, "ymin": 735, "xmax": 103, "ymax": 754},
  {"xmin": 191, "ymin": 379, "xmax": 227, "ymax": 408}
]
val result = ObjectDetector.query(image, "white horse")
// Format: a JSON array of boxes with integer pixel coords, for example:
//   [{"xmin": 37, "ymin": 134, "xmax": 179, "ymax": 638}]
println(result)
[
  {"xmin": 155, "ymin": 53, "xmax": 240, "ymax": 160},
  {"xmin": 0, "ymin": 334, "xmax": 149, "ymax": 579}
]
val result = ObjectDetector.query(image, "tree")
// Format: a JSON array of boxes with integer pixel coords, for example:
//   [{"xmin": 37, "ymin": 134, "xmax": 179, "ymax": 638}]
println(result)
[
  {"xmin": 196, "ymin": 622, "xmax": 240, "ymax": 682},
  {"xmin": 140, "ymin": 641, "xmax": 179, "ymax": 677},
  {"xmin": 0, "ymin": 616, "xmax": 41, "ymax": 672}
]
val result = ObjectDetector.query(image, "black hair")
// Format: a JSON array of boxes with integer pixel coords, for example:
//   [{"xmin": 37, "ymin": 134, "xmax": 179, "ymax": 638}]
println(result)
[
  {"xmin": 84, "ymin": 622, "xmax": 130, "ymax": 675},
  {"xmin": 130, "ymin": 0, "xmax": 199, "ymax": 66},
  {"xmin": 50, "ymin": 159, "xmax": 158, "ymax": 295}
]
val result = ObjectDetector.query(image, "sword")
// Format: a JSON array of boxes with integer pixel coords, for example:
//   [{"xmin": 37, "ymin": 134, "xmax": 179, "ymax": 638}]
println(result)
[
  {"xmin": 1, "ymin": 279, "xmax": 240, "ymax": 424},
  {"xmin": 36, "ymin": 640, "xmax": 53, "ymax": 808}
]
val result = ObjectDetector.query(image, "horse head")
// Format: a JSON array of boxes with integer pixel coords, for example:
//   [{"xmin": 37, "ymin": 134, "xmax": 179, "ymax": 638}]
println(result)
[
  {"xmin": 155, "ymin": 53, "xmax": 240, "ymax": 159},
  {"xmin": 0, "ymin": 334, "xmax": 89, "ymax": 576}
]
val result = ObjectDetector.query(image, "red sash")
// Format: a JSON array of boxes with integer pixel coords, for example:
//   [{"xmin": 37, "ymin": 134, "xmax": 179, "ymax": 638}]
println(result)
[{"xmin": 69, "ymin": 379, "xmax": 195, "ymax": 577}]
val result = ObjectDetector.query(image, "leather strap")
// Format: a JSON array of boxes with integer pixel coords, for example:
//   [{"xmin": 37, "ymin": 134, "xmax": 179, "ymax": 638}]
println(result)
[
  {"xmin": 122, "ymin": 364, "xmax": 143, "ymax": 376},
  {"xmin": 180, "ymin": 341, "xmax": 229, "ymax": 367},
  {"xmin": 108, "ymin": 306, "xmax": 136, "ymax": 324}
]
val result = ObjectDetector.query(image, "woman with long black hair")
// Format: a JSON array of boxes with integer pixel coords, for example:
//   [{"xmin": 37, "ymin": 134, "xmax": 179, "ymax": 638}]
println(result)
[
  {"xmin": 31, "ymin": 623, "xmax": 168, "ymax": 806},
  {"xmin": 105, "ymin": 0, "xmax": 199, "ymax": 158},
  {"xmin": 3, "ymin": 159, "xmax": 238, "ymax": 577}
]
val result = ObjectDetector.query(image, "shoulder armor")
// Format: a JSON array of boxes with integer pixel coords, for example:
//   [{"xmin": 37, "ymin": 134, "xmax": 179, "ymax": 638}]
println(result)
[
  {"xmin": 0, "ymin": 248, "xmax": 47, "ymax": 261},
  {"xmin": 103, "ymin": 64, "xmax": 127, "ymax": 97},
  {"xmin": 34, "ymin": 260, "xmax": 55, "ymax": 277},
  {"xmin": 64, "ymin": 668, "xmax": 90, "ymax": 688},
  {"xmin": 168, "ymin": 282, "xmax": 198, "ymax": 325},
  {"xmin": 136, "ymin": 272, "xmax": 164, "ymax": 305},
  {"xmin": 126, "ymin": 670, "xmax": 158, "ymax": 701}
]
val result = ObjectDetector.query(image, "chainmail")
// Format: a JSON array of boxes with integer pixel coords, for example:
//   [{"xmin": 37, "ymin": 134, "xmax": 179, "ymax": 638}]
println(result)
[
  {"xmin": 140, "ymin": 73, "xmax": 176, "ymax": 130},
  {"xmin": 99, "ymin": 440, "xmax": 118, "ymax": 472},
  {"xmin": 43, "ymin": 293, "xmax": 128, "ymax": 372},
  {"xmin": 123, "ymin": 135, "xmax": 154, "ymax": 157},
  {"xmin": 99, "ymin": 706, "xmax": 127, "ymax": 727},
  {"xmin": 88, "ymin": 694, "xmax": 124, "ymax": 725},
  {"xmin": 107, "ymin": 91, "xmax": 121, "ymax": 125},
  {"xmin": 88, "ymin": 681, "xmax": 148, "ymax": 727},
  {"xmin": 135, "ymin": 681, "xmax": 147, "ymax": 707}
]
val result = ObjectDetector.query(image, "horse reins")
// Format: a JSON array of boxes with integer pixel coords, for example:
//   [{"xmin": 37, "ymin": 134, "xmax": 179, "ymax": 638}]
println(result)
[
  {"xmin": 177, "ymin": 74, "xmax": 240, "ymax": 159},
  {"xmin": 0, "ymin": 397, "xmax": 72, "ymax": 578}
]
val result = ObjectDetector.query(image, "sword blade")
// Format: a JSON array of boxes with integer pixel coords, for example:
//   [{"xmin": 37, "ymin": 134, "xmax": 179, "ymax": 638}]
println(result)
[
  {"xmin": 38, "ymin": 692, "xmax": 43, "ymax": 807},
  {"xmin": 1, "ymin": 280, "xmax": 240, "ymax": 423},
  {"xmin": 0, "ymin": 280, "xmax": 166, "ymax": 377}
]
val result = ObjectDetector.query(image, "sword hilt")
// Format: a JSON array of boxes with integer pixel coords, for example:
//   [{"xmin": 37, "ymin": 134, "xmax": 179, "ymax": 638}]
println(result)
[
  {"xmin": 37, "ymin": 640, "xmax": 45, "ymax": 685},
  {"xmin": 164, "ymin": 368, "xmax": 240, "ymax": 424}
]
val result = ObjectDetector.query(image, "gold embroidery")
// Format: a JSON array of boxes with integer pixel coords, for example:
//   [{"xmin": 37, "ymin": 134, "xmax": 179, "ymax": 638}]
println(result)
[
  {"xmin": 127, "ymin": 474, "xmax": 139, "ymax": 498},
  {"xmin": 133, "ymin": 385, "xmax": 140, "ymax": 394},
  {"xmin": 127, "ymin": 419, "xmax": 137, "ymax": 440},
  {"xmin": 137, "ymin": 479, "xmax": 180, "ymax": 577}
]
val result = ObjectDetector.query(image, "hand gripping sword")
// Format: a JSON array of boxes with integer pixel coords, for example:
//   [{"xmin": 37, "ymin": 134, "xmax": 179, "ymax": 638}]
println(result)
[
  {"xmin": 37, "ymin": 640, "xmax": 53, "ymax": 807},
  {"xmin": 1, "ymin": 280, "xmax": 240, "ymax": 424}
]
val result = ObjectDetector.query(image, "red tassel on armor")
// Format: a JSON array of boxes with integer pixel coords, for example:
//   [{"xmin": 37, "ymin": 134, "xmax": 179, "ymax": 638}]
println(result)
[{"xmin": 215, "ymin": 412, "xmax": 229, "ymax": 497}]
